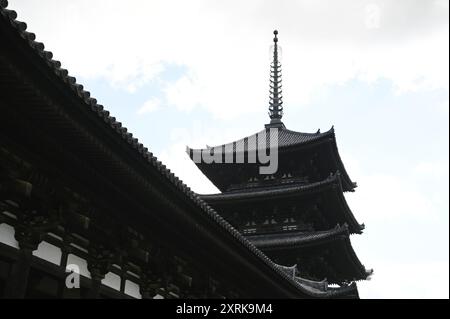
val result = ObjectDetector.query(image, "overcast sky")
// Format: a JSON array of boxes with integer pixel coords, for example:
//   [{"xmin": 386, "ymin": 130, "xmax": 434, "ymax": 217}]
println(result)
[{"xmin": 9, "ymin": 0, "xmax": 449, "ymax": 298}]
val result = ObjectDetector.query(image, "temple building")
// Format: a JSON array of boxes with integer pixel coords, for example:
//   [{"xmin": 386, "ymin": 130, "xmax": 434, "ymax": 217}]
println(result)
[
  {"xmin": 189, "ymin": 31, "xmax": 372, "ymax": 295},
  {"xmin": 0, "ymin": 1, "xmax": 368, "ymax": 299}
]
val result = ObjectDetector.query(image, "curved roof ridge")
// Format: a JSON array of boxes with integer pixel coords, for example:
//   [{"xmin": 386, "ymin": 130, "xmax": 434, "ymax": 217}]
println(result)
[
  {"xmin": 294, "ymin": 276, "xmax": 328, "ymax": 292},
  {"xmin": 282, "ymin": 126, "xmax": 334, "ymax": 137},
  {"xmin": 273, "ymin": 262, "xmax": 358, "ymax": 296}
]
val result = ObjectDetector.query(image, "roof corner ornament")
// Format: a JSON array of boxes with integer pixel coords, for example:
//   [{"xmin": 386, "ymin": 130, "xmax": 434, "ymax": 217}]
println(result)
[{"xmin": 268, "ymin": 30, "xmax": 284, "ymax": 126}]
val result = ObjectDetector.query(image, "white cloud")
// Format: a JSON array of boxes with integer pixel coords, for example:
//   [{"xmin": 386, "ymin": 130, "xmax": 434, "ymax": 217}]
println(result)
[
  {"xmin": 164, "ymin": 74, "xmax": 203, "ymax": 112},
  {"xmin": 9, "ymin": 0, "xmax": 449, "ymax": 119},
  {"xmin": 158, "ymin": 142, "xmax": 218, "ymax": 194},
  {"xmin": 344, "ymin": 153, "xmax": 449, "ymax": 298},
  {"xmin": 343, "ymin": 154, "xmax": 449, "ymax": 223},
  {"xmin": 364, "ymin": 3, "xmax": 382, "ymax": 30},
  {"xmin": 346, "ymin": 173, "xmax": 437, "ymax": 221},
  {"xmin": 414, "ymin": 160, "xmax": 449, "ymax": 179},
  {"xmin": 358, "ymin": 261, "xmax": 449, "ymax": 299},
  {"xmin": 137, "ymin": 97, "xmax": 161, "ymax": 114}
]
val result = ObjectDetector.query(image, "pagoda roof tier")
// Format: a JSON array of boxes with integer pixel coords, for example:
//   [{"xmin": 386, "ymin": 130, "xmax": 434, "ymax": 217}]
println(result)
[
  {"xmin": 187, "ymin": 126, "xmax": 356, "ymax": 192},
  {"xmin": 200, "ymin": 173, "xmax": 364, "ymax": 234},
  {"xmin": 247, "ymin": 224, "xmax": 372, "ymax": 283}
]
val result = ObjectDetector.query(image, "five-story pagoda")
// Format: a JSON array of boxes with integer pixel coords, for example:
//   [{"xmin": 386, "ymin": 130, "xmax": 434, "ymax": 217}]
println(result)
[{"xmin": 188, "ymin": 31, "xmax": 372, "ymax": 297}]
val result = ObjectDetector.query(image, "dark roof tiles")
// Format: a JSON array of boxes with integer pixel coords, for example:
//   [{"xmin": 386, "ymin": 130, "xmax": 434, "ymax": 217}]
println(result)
[
  {"xmin": 200, "ymin": 173, "xmax": 342, "ymax": 200},
  {"xmin": 189, "ymin": 127, "xmax": 335, "ymax": 155}
]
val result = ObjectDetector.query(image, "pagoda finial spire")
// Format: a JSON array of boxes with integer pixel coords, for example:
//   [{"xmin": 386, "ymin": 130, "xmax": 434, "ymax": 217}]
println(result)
[{"xmin": 267, "ymin": 29, "xmax": 284, "ymax": 128}]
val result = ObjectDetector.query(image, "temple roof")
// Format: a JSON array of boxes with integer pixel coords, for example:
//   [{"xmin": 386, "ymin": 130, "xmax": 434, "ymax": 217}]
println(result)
[
  {"xmin": 187, "ymin": 126, "xmax": 356, "ymax": 192},
  {"xmin": 248, "ymin": 224, "xmax": 372, "ymax": 283},
  {"xmin": 274, "ymin": 263, "xmax": 359, "ymax": 298},
  {"xmin": 256, "ymin": 226, "xmax": 372, "ymax": 283},
  {"xmin": 0, "ymin": 3, "xmax": 362, "ymax": 298},
  {"xmin": 189, "ymin": 127, "xmax": 334, "ymax": 154}
]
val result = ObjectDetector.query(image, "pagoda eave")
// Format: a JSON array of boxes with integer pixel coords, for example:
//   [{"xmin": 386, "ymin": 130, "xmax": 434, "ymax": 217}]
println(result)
[
  {"xmin": 246, "ymin": 224, "xmax": 350, "ymax": 250},
  {"xmin": 200, "ymin": 173, "xmax": 364, "ymax": 234},
  {"xmin": 187, "ymin": 126, "xmax": 356, "ymax": 192},
  {"xmin": 274, "ymin": 263, "xmax": 360, "ymax": 299},
  {"xmin": 247, "ymin": 226, "xmax": 370, "ymax": 283}
]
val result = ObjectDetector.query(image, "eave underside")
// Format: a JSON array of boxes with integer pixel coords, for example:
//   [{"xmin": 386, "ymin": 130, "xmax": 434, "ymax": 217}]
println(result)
[{"xmin": 246, "ymin": 224, "xmax": 350, "ymax": 249}]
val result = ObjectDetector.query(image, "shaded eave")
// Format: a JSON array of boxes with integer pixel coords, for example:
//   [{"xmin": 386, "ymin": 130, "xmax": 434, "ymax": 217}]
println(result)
[
  {"xmin": 0, "ymin": 2, "xmax": 357, "ymax": 298},
  {"xmin": 247, "ymin": 224, "xmax": 350, "ymax": 250},
  {"xmin": 200, "ymin": 173, "xmax": 364, "ymax": 234},
  {"xmin": 187, "ymin": 126, "xmax": 356, "ymax": 192},
  {"xmin": 247, "ymin": 224, "xmax": 371, "ymax": 281}
]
